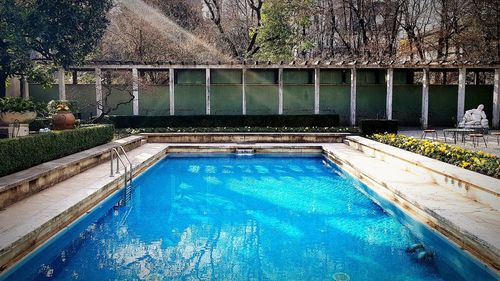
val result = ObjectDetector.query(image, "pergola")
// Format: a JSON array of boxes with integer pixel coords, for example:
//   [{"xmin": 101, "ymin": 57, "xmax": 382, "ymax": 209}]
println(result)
[{"xmin": 36, "ymin": 59, "xmax": 500, "ymax": 128}]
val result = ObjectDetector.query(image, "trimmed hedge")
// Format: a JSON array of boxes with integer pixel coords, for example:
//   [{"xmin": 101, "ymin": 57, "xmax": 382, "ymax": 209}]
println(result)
[
  {"xmin": 360, "ymin": 119, "xmax": 398, "ymax": 136},
  {"xmin": 108, "ymin": 115, "xmax": 340, "ymax": 129},
  {"xmin": 0, "ymin": 125, "xmax": 114, "ymax": 177},
  {"xmin": 372, "ymin": 133, "xmax": 499, "ymax": 179}
]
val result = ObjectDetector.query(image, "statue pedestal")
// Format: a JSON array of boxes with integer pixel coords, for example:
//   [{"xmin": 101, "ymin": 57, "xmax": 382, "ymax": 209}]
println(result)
[{"xmin": 0, "ymin": 124, "xmax": 30, "ymax": 138}]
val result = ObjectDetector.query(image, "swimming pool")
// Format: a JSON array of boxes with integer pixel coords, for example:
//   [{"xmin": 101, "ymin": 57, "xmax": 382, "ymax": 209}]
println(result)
[{"xmin": 1, "ymin": 154, "xmax": 498, "ymax": 280}]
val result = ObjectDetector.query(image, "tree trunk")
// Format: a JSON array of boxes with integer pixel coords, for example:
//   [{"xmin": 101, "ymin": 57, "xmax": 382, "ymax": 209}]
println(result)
[{"xmin": 0, "ymin": 73, "xmax": 7, "ymax": 98}]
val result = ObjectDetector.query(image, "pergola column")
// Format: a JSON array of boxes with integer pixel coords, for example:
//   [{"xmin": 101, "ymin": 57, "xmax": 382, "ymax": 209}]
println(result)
[
  {"xmin": 242, "ymin": 68, "xmax": 247, "ymax": 115},
  {"xmin": 386, "ymin": 68, "xmax": 393, "ymax": 120},
  {"xmin": 314, "ymin": 68, "xmax": 320, "ymax": 114},
  {"xmin": 95, "ymin": 68, "xmax": 102, "ymax": 116},
  {"xmin": 350, "ymin": 68, "xmax": 357, "ymax": 126},
  {"xmin": 278, "ymin": 68, "xmax": 284, "ymax": 115},
  {"xmin": 493, "ymin": 69, "xmax": 500, "ymax": 128},
  {"xmin": 421, "ymin": 68, "xmax": 429, "ymax": 129},
  {"xmin": 58, "ymin": 68, "xmax": 66, "ymax": 100},
  {"xmin": 169, "ymin": 68, "xmax": 175, "ymax": 115},
  {"xmin": 21, "ymin": 76, "xmax": 29, "ymax": 99},
  {"xmin": 457, "ymin": 68, "xmax": 466, "ymax": 125},
  {"xmin": 206, "ymin": 68, "xmax": 211, "ymax": 115},
  {"xmin": 132, "ymin": 68, "xmax": 139, "ymax": 116}
]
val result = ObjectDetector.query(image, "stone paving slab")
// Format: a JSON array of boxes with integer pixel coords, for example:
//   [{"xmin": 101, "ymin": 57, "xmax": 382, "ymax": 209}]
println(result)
[
  {"xmin": 0, "ymin": 143, "xmax": 168, "ymax": 271},
  {"xmin": 323, "ymin": 143, "xmax": 500, "ymax": 270}
]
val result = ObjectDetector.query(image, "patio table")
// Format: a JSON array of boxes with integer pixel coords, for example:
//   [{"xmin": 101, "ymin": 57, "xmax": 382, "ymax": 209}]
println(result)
[{"xmin": 443, "ymin": 128, "xmax": 474, "ymax": 144}]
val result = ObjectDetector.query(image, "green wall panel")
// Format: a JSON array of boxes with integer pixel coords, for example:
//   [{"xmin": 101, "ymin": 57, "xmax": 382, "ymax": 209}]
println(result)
[
  {"xmin": 392, "ymin": 85, "xmax": 422, "ymax": 126},
  {"xmin": 175, "ymin": 85, "xmax": 206, "ymax": 115},
  {"xmin": 212, "ymin": 85, "xmax": 242, "ymax": 115},
  {"xmin": 28, "ymin": 80, "xmax": 493, "ymax": 128},
  {"xmin": 29, "ymin": 84, "xmax": 58, "ymax": 103},
  {"xmin": 320, "ymin": 70, "xmax": 343, "ymax": 84},
  {"xmin": 246, "ymin": 70, "xmax": 276, "ymax": 84},
  {"xmin": 319, "ymin": 85, "xmax": 350, "ymax": 124},
  {"xmin": 66, "ymin": 85, "xmax": 97, "ymax": 119},
  {"xmin": 212, "ymin": 70, "xmax": 241, "ymax": 84},
  {"xmin": 246, "ymin": 85, "xmax": 279, "ymax": 114},
  {"xmin": 29, "ymin": 84, "xmax": 98, "ymax": 120},
  {"xmin": 394, "ymin": 70, "xmax": 413, "ymax": 84},
  {"xmin": 429, "ymin": 85, "xmax": 458, "ymax": 127},
  {"xmin": 356, "ymin": 85, "xmax": 386, "ymax": 121},
  {"xmin": 283, "ymin": 70, "xmax": 312, "ymax": 84},
  {"xmin": 176, "ymin": 70, "xmax": 205, "ymax": 84},
  {"xmin": 357, "ymin": 70, "xmax": 384, "ymax": 85},
  {"xmin": 465, "ymin": 85, "xmax": 494, "ymax": 126},
  {"xmin": 139, "ymin": 86, "xmax": 169, "ymax": 116},
  {"xmin": 283, "ymin": 85, "xmax": 314, "ymax": 114},
  {"xmin": 104, "ymin": 87, "xmax": 133, "ymax": 116}
]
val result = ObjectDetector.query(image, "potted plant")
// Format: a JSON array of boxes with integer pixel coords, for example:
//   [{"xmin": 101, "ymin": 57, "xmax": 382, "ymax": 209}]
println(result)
[
  {"xmin": 48, "ymin": 100, "xmax": 76, "ymax": 130},
  {"xmin": 0, "ymin": 97, "xmax": 38, "ymax": 125}
]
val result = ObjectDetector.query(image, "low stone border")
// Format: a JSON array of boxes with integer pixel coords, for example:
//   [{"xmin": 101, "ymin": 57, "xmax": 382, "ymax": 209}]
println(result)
[
  {"xmin": 142, "ymin": 132, "xmax": 349, "ymax": 143},
  {"xmin": 0, "ymin": 136, "xmax": 144, "ymax": 209},
  {"xmin": 344, "ymin": 136, "xmax": 500, "ymax": 211}
]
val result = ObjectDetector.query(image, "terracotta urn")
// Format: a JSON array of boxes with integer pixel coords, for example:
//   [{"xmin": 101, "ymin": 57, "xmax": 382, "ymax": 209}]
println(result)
[
  {"xmin": 0, "ymin": 111, "xmax": 37, "ymax": 125},
  {"xmin": 52, "ymin": 111, "xmax": 75, "ymax": 130}
]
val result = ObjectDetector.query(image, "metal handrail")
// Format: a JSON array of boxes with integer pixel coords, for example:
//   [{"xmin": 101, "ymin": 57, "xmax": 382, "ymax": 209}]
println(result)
[
  {"xmin": 110, "ymin": 146, "xmax": 133, "ymax": 186},
  {"xmin": 118, "ymin": 146, "xmax": 133, "ymax": 177}
]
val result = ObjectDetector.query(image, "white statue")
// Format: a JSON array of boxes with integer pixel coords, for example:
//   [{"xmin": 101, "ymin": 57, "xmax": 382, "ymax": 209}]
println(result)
[{"xmin": 459, "ymin": 104, "xmax": 489, "ymax": 128}]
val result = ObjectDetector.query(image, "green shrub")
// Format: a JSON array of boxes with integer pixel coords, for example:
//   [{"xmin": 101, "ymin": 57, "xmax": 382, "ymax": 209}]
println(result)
[
  {"xmin": 0, "ymin": 97, "xmax": 37, "ymax": 112},
  {"xmin": 371, "ymin": 133, "xmax": 499, "ymax": 179},
  {"xmin": 360, "ymin": 119, "xmax": 398, "ymax": 136},
  {"xmin": 0, "ymin": 125, "xmax": 114, "ymax": 177},
  {"xmin": 108, "ymin": 115, "xmax": 340, "ymax": 129}
]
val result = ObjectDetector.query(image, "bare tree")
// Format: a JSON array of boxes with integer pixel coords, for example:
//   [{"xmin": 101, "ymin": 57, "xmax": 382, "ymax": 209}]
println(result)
[{"xmin": 92, "ymin": 70, "xmax": 146, "ymax": 123}]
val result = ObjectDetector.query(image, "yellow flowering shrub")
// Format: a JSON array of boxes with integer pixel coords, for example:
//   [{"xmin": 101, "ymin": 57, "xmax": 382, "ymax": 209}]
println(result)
[{"xmin": 371, "ymin": 133, "xmax": 500, "ymax": 179}]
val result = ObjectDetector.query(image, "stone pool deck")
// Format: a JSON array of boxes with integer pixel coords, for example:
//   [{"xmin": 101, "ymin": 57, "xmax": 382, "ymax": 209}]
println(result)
[{"xmin": 0, "ymin": 139, "xmax": 498, "ymax": 275}]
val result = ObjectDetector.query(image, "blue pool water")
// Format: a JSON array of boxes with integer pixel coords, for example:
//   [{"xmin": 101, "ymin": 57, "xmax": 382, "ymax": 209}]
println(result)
[{"xmin": 1, "ymin": 154, "xmax": 498, "ymax": 281}]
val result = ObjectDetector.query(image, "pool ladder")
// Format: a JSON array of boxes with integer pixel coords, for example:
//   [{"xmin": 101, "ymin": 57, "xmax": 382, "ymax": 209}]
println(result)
[{"xmin": 110, "ymin": 146, "xmax": 133, "ymax": 186}]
